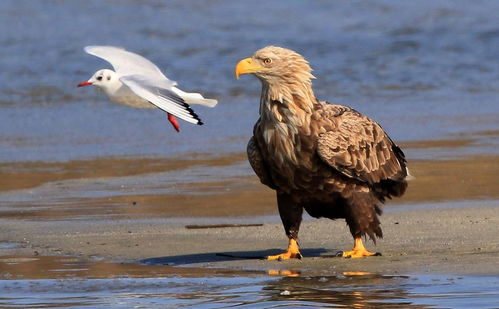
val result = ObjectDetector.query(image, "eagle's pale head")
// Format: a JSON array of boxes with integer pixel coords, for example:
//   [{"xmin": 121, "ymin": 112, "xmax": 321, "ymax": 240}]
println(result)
[{"xmin": 235, "ymin": 46, "xmax": 315, "ymax": 85}]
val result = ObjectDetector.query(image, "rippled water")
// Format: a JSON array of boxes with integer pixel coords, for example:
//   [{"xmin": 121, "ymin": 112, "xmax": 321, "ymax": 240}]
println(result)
[
  {"xmin": 1, "ymin": 0, "xmax": 498, "ymax": 162},
  {"xmin": 1, "ymin": 255, "xmax": 498, "ymax": 308}
]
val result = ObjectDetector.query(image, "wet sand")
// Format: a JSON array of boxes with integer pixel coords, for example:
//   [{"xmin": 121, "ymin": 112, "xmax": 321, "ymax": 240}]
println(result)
[
  {"xmin": 1, "ymin": 146, "xmax": 498, "ymax": 277},
  {"xmin": 0, "ymin": 153, "xmax": 247, "ymax": 193},
  {"xmin": 0, "ymin": 153, "xmax": 498, "ymax": 219},
  {"xmin": 0, "ymin": 204, "xmax": 498, "ymax": 277}
]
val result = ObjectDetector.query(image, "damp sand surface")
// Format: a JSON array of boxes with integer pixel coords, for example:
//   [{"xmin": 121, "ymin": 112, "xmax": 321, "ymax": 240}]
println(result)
[
  {"xmin": 1, "ymin": 150, "xmax": 499, "ymax": 307},
  {"xmin": 1, "ymin": 200, "xmax": 498, "ymax": 309},
  {"xmin": 0, "ymin": 205, "xmax": 498, "ymax": 309}
]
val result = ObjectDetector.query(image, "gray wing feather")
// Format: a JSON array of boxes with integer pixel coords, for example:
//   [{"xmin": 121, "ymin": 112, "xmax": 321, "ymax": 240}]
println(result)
[{"xmin": 84, "ymin": 45, "xmax": 173, "ymax": 83}]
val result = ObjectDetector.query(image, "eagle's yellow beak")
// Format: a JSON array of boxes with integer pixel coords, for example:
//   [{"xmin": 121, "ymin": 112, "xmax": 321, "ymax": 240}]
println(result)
[{"xmin": 235, "ymin": 58, "xmax": 266, "ymax": 79}]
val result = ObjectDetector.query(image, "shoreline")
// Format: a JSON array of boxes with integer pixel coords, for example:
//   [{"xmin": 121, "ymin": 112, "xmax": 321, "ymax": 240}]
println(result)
[
  {"xmin": 1, "ymin": 149, "xmax": 498, "ymax": 278},
  {"xmin": 1, "ymin": 202, "xmax": 498, "ymax": 277},
  {"xmin": 0, "ymin": 153, "xmax": 497, "ymax": 221}
]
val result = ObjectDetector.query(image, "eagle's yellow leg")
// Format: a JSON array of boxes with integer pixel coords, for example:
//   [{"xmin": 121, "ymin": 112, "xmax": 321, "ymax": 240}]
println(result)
[
  {"xmin": 267, "ymin": 238, "xmax": 302, "ymax": 261},
  {"xmin": 342, "ymin": 237, "xmax": 380, "ymax": 258}
]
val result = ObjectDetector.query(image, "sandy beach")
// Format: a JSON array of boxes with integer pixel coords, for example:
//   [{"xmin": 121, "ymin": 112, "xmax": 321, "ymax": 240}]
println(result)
[
  {"xmin": 1, "ymin": 150, "xmax": 498, "ymax": 278},
  {"xmin": 1, "ymin": 204, "xmax": 498, "ymax": 277}
]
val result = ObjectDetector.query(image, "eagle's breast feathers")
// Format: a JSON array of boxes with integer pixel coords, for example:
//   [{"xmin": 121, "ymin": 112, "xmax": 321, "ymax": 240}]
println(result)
[{"xmin": 248, "ymin": 98, "xmax": 407, "ymax": 199}]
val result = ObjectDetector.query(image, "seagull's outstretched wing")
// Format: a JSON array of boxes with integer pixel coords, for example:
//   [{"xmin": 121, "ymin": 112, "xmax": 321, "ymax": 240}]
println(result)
[
  {"xmin": 84, "ymin": 45, "xmax": 171, "ymax": 82},
  {"xmin": 85, "ymin": 45, "xmax": 218, "ymax": 108},
  {"xmin": 121, "ymin": 75, "xmax": 202, "ymax": 125}
]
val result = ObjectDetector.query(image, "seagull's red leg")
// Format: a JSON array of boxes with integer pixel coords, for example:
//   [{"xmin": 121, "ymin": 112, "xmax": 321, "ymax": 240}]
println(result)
[{"xmin": 167, "ymin": 113, "xmax": 180, "ymax": 132}]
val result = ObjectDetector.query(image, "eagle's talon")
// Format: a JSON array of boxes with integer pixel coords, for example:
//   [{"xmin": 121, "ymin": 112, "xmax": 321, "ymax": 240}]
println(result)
[
  {"xmin": 342, "ymin": 251, "xmax": 377, "ymax": 258},
  {"xmin": 341, "ymin": 238, "xmax": 381, "ymax": 258},
  {"xmin": 267, "ymin": 251, "xmax": 302, "ymax": 261},
  {"xmin": 267, "ymin": 238, "xmax": 301, "ymax": 261}
]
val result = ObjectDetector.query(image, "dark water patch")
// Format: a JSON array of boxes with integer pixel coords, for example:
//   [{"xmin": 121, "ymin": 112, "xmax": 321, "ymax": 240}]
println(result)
[{"xmin": 0, "ymin": 243, "xmax": 24, "ymax": 250}]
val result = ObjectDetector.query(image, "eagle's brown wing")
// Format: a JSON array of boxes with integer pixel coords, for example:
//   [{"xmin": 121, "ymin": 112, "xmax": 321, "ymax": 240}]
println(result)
[
  {"xmin": 247, "ymin": 136, "xmax": 277, "ymax": 189},
  {"xmin": 317, "ymin": 105, "xmax": 407, "ymax": 185}
]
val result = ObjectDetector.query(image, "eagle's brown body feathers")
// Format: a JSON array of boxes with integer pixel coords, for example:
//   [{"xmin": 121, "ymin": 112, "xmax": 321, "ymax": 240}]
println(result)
[{"xmin": 237, "ymin": 46, "xmax": 408, "ymax": 257}]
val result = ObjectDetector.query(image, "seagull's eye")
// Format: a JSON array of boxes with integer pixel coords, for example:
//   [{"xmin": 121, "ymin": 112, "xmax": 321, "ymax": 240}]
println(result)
[
  {"xmin": 96, "ymin": 76, "xmax": 103, "ymax": 81},
  {"xmin": 263, "ymin": 58, "xmax": 272, "ymax": 65}
]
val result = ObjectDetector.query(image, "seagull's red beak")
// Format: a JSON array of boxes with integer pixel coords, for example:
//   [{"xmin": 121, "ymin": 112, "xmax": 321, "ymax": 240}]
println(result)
[{"xmin": 77, "ymin": 81, "xmax": 93, "ymax": 87}]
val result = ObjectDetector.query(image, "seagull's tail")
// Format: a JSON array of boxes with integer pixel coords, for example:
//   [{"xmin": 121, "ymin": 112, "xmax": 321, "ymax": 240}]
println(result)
[
  {"xmin": 173, "ymin": 88, "xmax": 218, "ymax": 107},
  {"xmin": 184, "ymin": 96, "xmax": 218, "ymax": 107}
]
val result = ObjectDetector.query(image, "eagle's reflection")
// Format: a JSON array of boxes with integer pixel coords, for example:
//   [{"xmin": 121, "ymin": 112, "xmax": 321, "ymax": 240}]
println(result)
[{"xmin": 264, "ymin": 271, "xmax": 425, "ymax": 308}]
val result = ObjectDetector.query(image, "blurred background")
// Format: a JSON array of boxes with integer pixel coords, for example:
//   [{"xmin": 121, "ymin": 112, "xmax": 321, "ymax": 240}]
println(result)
[
  {"xmin": 1, "ymin": 0, "xmax": 498, "ymax": 163},
  {"xmin": 0, "ymin": 0, "xmax": 498, "ymax": 217}
]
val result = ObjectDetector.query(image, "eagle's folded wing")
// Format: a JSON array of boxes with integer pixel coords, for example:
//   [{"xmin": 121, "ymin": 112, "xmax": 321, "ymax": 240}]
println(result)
[
  {"xmin": 317, "ymin": 107, "xmax": 407, "ymax": 185},
  {"xmin": 247, "ymin": 136, "xmax": 276, "ymax": 189}
]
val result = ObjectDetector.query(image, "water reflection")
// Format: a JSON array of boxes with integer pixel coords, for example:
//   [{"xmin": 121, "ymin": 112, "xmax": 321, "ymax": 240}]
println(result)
[
  {"xmin": 1, "ymin": 255, "xmax": 497, "ymax": 308},
  {"xmin": 0, "ymin": 255, "xmax": 253, "ymax": 280},
  {"xmin": 264, "ymin": 273, "xmax": 421, "ymax": 309}
]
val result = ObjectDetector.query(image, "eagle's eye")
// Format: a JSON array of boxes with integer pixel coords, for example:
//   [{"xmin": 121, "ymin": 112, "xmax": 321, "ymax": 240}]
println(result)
[{"xmin": 263, "ymin": 58, "xmax": 272, "ymax": 65}]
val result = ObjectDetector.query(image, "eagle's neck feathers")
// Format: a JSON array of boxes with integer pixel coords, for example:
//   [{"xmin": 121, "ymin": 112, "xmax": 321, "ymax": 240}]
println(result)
[{"xmin": 258, "ymin": 79, "xmax": 317, "ymax": 168}]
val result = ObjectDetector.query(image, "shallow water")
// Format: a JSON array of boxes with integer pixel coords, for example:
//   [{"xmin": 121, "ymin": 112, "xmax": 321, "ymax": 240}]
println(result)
[
  {"xmin": 0, "ymin": 255, "xmax": 498, "ymax": 308},
  {"xmin": 1, "ymin": 0, "xmax": 499, "ymax": 164}
]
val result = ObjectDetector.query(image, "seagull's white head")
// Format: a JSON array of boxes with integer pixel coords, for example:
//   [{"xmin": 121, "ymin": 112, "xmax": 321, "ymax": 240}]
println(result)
[{"xmin": 77, "ymin": 69, "xmax": 121, "ymax": 94}]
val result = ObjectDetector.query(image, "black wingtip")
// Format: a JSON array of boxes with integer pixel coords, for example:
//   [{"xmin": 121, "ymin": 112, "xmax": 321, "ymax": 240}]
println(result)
[
  {"xmin": 155, "ymin": 92, "xmax": 204, "ymax": 127},
  {"xmin": 183, "ymin": 104, "xmax": 203, "ymax": 125},
  {"xmin": 177, "ymin": 100, "xmax": 203, "ymax": 126}
]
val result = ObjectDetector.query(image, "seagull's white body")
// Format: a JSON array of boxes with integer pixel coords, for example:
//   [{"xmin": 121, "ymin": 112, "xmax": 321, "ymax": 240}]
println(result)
[
  {"xmin": 79, "ymin": 45, "xmax": 217, "ymax": 125},
  {"xmin": 92, "ymin": 71, "xmax": 152, "ymax": 109}
]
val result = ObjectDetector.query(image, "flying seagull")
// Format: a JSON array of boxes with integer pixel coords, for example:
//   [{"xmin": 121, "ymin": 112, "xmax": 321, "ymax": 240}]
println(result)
[
  {"xmin": 235, "ymin": 46, "xmax": 410, "ymax": 260},
  {"xmin": 78, "ymin": 45, "xmax": 217, "ymax": 132}
]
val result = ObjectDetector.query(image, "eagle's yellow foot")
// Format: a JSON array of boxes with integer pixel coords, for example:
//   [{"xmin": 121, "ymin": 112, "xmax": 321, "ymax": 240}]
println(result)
[
  {"xmin": 267, "ymin": 238, "xmax": 302, "ymax": 261},
  {"xmin": 342, "ymin": 237, "xmax": 381, "ymax": 258},
  {"xmin": 342, "ymin": 249, "xmax": 381, "ymax": 258},
  {"xmin": 267, "ymin": 251, "xmax": 302, "ymax": 261}
]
